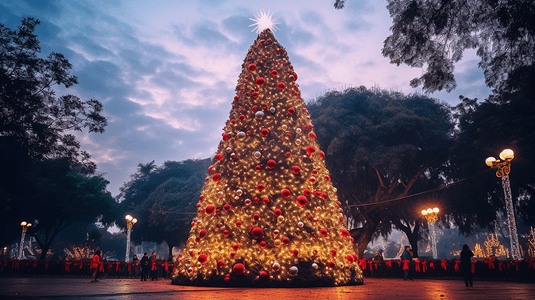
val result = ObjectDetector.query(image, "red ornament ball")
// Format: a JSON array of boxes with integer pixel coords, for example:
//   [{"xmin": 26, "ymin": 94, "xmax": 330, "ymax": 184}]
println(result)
[
  {"xmin": 288, "ymin": 107, "xmax": 295, "ymax": 115},
  {"xmin": 253, "ymin": 214, "xmax": 260, "ymax": 220},
  {"xmin": 345, "ymin": 255, "xmax": 354, "ymax": 263},
  {"xmin": 212, "ymin": 173, "xmax": 221, "ymax": 182},
  {"xmin": 319, "ymin": 151, "xmax": 325, "ymax": 159},
  {"xmin": 260, "ymin": 271, "xmax": 268, "ymax": 278},
  {"xmin": 320, "ymin": 228, "xmax": 328, "ymax": 237},
  {"xmin": 248, "ymin": 63, "xmax": 256, "ymax": 71},
  {"xmin": 199, "ymin": 229, "xmax": 207, "ymax": 238},
  {"xmin": 277, "ymin": 82, "xmax": 285, "ymax": 90},
  {"xmin": 292, "ymin": 72, "xmax": 298, "ymax": 81},
  {"xmin": 224, "ymin": 204, "xmax": 231, "ymax": 211},
  {"xmin": 266, "ymin": 160, "xmax": 276, "ymax": 169},
  {"xmin": 252, "ymin": 91, "xmax": 259, "ymax": 98},
  {"xmin": 285, "ymin": 152, "xmax": 291, "ymax": 157},
  {"xmin": 224, "ymin": 276, "xmax": 230, "ymax": 282},
  {"xmin": 282, "ymin": 237, "xmax": 290, "ymax": 244},
  {"xmin": 255, "ymin": 165, "xmax": 261, "ymax": 171},
  {"xmin": 314, "ymin": 190, "xmax": 322, "ymax": 197},
  {"xmin": 251, "ymin": 227, "xmax": 264, "ymax": 238},
  {"xmin": 257, "ymin": 183, "xmax": 265, "ymax": 191},
  {"xmin": 340, "ymin": 229, "xmax": 350, "ymax": 237},
  {"xmin": 328, "ymin": 261, "xmax": 335, "ymax": 268},
  {"xmin": 281, "ymin": 189, "xmax": 291, "ymax": 198},
  {"xmin": 256, "ymin": 77, "xmax": 266, "ymax": 85},
  {"xmin": 253, "ymin": 197, "xmax": 260, "ymax": 203},
  {"xmin": 261, "ymin": 128, "xmax": 269, "ymax": 136},
  {"xmin": 259, "ymin": 241, "xmax": 267, "ymax": 248},
  {"xmin": 292, "ymin": 249, "xmax": 299, "ymax": 256},
  {"xmin": 217, "ymin": 260, "xmax": 225, "ymax": 268},
  {"xmin": 292, "ymin": 166, "xmax": 301, "ymax": 174},
  {"xmin": 296, "ymin": 196, "xmax": 308, "ymax": 207},
  {"xmin": 330, "ymin": 249, "xmax": 337, "ymax": 257},
  {"xmin": 304, "ymin": 189, "xmax": 312, "ymax": 197},
  {"xmin": 233, "ymin": 244, "xmax": 240, "ymax": 251},
  {"xmin": 271, "ymin": 70, "xmax": 278, "ymax": 76},
  {"xmin": 324, "ymin": 175, "xmax": 331, "ymax": 181},
  {"xmin": 198, "ymin": 254, "xmax": 208, "ymax": 264},
  {"xmin": 262, "ymin": 198, "xmax": 270, "ymax": 204},
  {"xmin": 223, "ymin": 230, "xmax": 230, "ymax": 237},
  {"xmin": 309, "ymin": 132, "xmax": 317, "ymax": 139},
  {"xmin": 306, "ymin": 146, "xmax": 316, "ymax": 156},
  {"xmin": 273, "ymin": 209, "xmax": 282, "ymax": 217},
  {"xmin": 235, "ymin": 221, "xmax": 242, "ymax": 227},
  {"xmin": 234, "ymin": 95, "xmax": 239, "ymax": 101},
  {"xmin": 205, "ymin": 205, "xmax": 215, "ymax": 214},
  {"xmin": 208, "ymin": 166, "xmax": 215, "ymax": 175},
  {"xmin": 215, "ymin": 154, "xmax": 223, "ymax": 161},
  {"xmin": 239, "ymin": 114, "xmax": 246, "ymax": 121},
  {"xmin": 233, "ymin": 263, "xmax": 246, "ymax": 275}
]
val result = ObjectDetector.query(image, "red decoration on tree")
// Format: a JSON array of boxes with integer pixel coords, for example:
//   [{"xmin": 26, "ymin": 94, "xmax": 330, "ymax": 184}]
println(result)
[
  {"xmin": 309, "ymin": 132, "xmax": 317, "ymax": 139},
  {"xmin": 223, "ymin": 134, "xmax": 230, "ymax": 140},
  {"xmin": 233, "ymin": 263, "xmax": 246, "ymax": 275},
  {"xmin": 277, "ymin": 82, "xmax": 285, "ymax": 90},
  {"xmin": 236, "ymin": 221, "xmax": 242, "ymax": 227},
  {"xmin": 261, "ymin": 128, "xmax": 269, "ymax": 136},
  {"xmin": 233, "ymin": 244, "xmax": 240, "ymax": 251},
  {"xmin": 320, "ymin": 228, "xmax": 328, "ymax": 237},
  {"xmin": 251, "ymin": 227, "xmax": 264, "ymax": 238},
  {"xmin": 253, "ymin": 214, "xmax": 260, "ymax": 220},
  {"xmin": 281, "ymin": 189, "xmax": 291, "ymax": 198},
  {"xmin": 288, "ymin": 107, "xmax": 295, "ymax": 114},
  {"xmin": 304, "ymin": 189, "xmax": 311, "ymax": 197},
  {"xmin": 260, "ymin": 271, "xmax": 268, "ymax": 278},
  {"xmin": 223, "ymin": 230, "xmax": 230, "ymax": 237},
  {"xmin": 324, "ymin": 175, "xmax": 331, "ymax": 181},
  {"xmin": 273, "ymin": 209, "xmax": 282, "ymax": 217},
  {"xmin": 217, "ymin": 260, "xmax": 225, "ymax": 268},
  {"xmin": 319, "ymin": 151, "xmax": 325, "ymax": 159},
  {"xmin": 224, "ymin": 204, "xmax": 231, "ymax": 211},
  {"xmin": 198, "ymin": 254, "xmax": 208, "ymax": 264},
  {"xmin": 282, "ymin": 237, "xmax": 290, "ymax": 244},
  {"xmin": 248, "ymin": 63, "xmax": 256, "ymax": 71},
  {"xmin": 215, "ymin": 154, "xmax": 223, "ymax": 161},
  {"xmin": 314, "ymin": 190, "xmax": 322, "ymax": 197},
  {"xmin": 256, "ymin": 77, "xmax": 266, "ymax": 85},
  {"xmin": 345, "ymin": 255, "xmax": 354, "ymax": 263},
  {"xmin": 330, "ymin": 249, "xmax": 337, "ymax": 257},
  {"xmin": 292, "ymin": 166, "xmax": 301, "ymax": 174},
  {"xmin": 296, "ymin": 196, "xmax": 307, "ymax": 207},
  {"xmin": 328, "ymin": 261, "xmax": 335, "ymax": 268},
  {"xmin": 213, "ymin": 173, "xmax": 221, "ymax": 182},
  {"xmin": 306, "ymin": 146, "xmax": 316, "ymax": 156},
  {"xmin": 266, "ymin": 160, "xmax": 276, "ymax": 169},
  {"xmin": 200, "ymin": 229, "xmax": 207, "ymax": 238},
  {"xmin": 271, "ymin": 70, "xmax": 278, "ymax": 76},
  {"xmin": 257, "ymin": 183, "xmax": 265, "ymax": 191},
  {"xmin": 255, "ymin": 165, "xmax": 261, "ymax": 171},
  {"xmin": 205, "ymin": 205, "xmax": 215, "ymax": 214},
  {"xmin": 292, "ymin": 249, "xmax": 299, "ymax": 256},
  {"xmin": 262, "ymin": 198, "xmax": 269, "ymax": 204},
  {"xmin": 252, "ymin": 91, "xmax": 259, "ymax": 98},
  {"xmin": 259, "ymin": 241, "xmax": 267, "ymax": 248},
  {"xmin": 285, "ymin": 151, "xmax": 291, "ymax": 157}
]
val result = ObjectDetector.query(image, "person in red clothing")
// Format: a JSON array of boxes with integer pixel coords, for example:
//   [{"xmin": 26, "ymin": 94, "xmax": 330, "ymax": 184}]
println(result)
[{"xmin": 90, "ymin": 250, "xmax": 101, "ymax": 282}]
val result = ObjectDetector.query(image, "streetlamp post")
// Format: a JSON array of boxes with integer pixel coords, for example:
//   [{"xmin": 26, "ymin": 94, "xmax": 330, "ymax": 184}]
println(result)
[
  {"xmin": 18, "ymin": 221, "xmax": 32, "ymax": 260},
  {"xmin": 125, "ymin": 215, "xmax": 137, "ymax": 262},
  {"xmin": 486, "ymin": 149, "xmax": 522, "ymax": 259},
  {"xmin": 421, "ymin": 207, "xmax": 439, "ymax": 259}
]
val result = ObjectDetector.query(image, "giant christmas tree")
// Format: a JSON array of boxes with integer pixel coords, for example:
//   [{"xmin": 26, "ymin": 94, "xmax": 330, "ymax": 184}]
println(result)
[{"xmin": 172, "ymin": 24, "xmax": 363, "ymax": 287}]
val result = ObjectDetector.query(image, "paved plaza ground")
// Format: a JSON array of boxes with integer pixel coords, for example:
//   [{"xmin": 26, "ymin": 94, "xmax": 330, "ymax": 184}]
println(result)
[{"xmin": 0, "ymin": 277, "xmax": 534, "ymax": 299}]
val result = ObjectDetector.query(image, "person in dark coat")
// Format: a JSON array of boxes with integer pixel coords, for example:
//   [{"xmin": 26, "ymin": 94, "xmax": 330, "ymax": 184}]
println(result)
[
  {"xmin": 460, "ymin": 244, "xmax": 474, "ymax": 287},
  {"xmin": 401, "ymin": 246, "xmax": 413, "ymax": 280},
  {"xmin": 140, "ymin": 253, "xmax": 149, "ymax": 281},
  {"xmin": 132, "ymin": 254, "xmax": 139, "ymax": 278}
]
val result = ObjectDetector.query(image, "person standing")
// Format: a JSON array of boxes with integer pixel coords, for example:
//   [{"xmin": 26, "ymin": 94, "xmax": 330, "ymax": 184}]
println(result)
[
  {"xmin": 140, "ymin": 253, "xmax": 149, "ymax": 281},
  {"xmin": 460, "ymin": 244, "xmax": 474, "ymax": 287},
  {"xmin": 90, "ymin": 250, "xmax": 101, "ymax": 282},
  {"xmin": 132, "ymin": 254, "xmax": 139, "ymax": 278},
  {"xmin": 373, "ymin": 251, "xmax": 384, "ymax": 262},
  {"xmin": 150, "ymin": 252, "xmax": 158, "ymax": 281},
  {"xmin": 401, "ymin": 246, "xmax": 413, "ymax": 280}
]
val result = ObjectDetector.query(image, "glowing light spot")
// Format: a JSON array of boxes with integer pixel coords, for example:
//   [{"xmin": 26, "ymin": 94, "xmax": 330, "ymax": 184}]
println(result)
[{"xmin": 249, "ymin": 11, "xmax": 280, "ymax": 33}]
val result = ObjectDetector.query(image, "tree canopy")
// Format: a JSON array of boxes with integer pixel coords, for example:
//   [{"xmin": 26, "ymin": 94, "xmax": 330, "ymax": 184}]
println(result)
[
  {"xmin": 308, "ymin": 86, "xmax": 454, "ymax": 256},
  {"xmin": 118, "ymin": 158, "xmax": 211, "ymax": 259},
  {"xmin": 0, "ymin": 18, "xmax": 110, "ymax": 255},
  {"xmin": 336, "ymin": 0, "xmax": 535, "ymax": 94}
]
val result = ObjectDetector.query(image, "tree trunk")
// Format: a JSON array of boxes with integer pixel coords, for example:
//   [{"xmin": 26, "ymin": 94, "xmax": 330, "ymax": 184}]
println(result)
[
  {"xmin": 394, "ymin": 220, "xmax": 420, "ymax": 258},
  {"xmin": 350, "ymin": 220, "xmax": 378, "ymax": 258},
  {"xmin": 167, "ymin": 243, "xmax": 175, "ymax": 261}
]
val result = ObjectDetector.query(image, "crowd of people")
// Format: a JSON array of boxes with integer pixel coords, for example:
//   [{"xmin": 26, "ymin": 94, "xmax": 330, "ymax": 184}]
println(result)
[{"xmin": 89, "ymin": 251, "xmax": 168, "ymax": 283}]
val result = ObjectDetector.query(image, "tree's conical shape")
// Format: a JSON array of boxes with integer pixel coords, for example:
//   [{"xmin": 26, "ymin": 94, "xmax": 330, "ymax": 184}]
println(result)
[{"xmin": 172, "ymin": 29, "xmax": 363, "ymax": 287}]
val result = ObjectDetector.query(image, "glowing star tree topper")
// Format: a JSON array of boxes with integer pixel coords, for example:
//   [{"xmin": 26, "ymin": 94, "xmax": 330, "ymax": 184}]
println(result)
[
  {"xmin": 172, "ymin": 14, "xmax": 363, "ymax": 288},
  {"xmin": 249, "ymin": 10, "xmax": 280, "ymax": 33}
]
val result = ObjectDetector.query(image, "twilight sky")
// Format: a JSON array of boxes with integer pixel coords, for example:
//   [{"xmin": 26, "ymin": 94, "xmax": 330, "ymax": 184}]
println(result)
[{"xmin": 1, "ymin": 0, "xmax": 492, "ymax": 197}]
